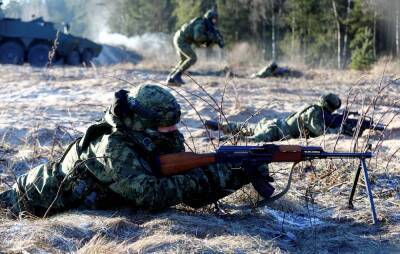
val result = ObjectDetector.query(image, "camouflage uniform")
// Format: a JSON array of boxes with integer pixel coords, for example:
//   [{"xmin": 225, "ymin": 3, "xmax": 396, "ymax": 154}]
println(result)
[
  {"xmin": 167, "ymin": 10, "xmax": 224, "ymax": 86},
  {"xmin": 251, "ymin": 62, "xmax": 292, "ymax": 78},
  {"xmin": 220, "ymin": 94, "xmax": 342, "ymax": 142},
  {"xmin": 251, "ymin": 62, "xmax": 278, "ymax": 78},
  {"xmin": 0, "ymin": 84, "xmax": 249, "ymax": 217}
]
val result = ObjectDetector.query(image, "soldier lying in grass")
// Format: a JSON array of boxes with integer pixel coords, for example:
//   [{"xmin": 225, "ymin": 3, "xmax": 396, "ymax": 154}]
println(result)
[
  {"xmin": 0, "ymin": 84, "xmax": 250, "ymax": 217},
  {"xmin": 206, "ymin": 93, "xmax": 343, "ymax": 142}
]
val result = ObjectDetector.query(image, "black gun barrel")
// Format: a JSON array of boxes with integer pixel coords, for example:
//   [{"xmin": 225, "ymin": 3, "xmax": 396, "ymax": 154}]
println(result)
[
  {"xmin": 371, "ymin": 123, "xmax": 385, "ymax": 131},
  {"xmin": 301, "ymin": 146, "xmax": 372, "ymax": 159},
  {"xmin": 205, "ymin": 120, "xmax": 219, "ymax": 131},
  {"xmin": 217, "ymin": 145, "xmax": 372, "ymax": 160},
  {"xmin": 303, "ymin": 151, "xmax": 373, "ymax": 160},
  {"xmin": 344, "ymin": 110, "xmax": 360, "ymax": 116}
]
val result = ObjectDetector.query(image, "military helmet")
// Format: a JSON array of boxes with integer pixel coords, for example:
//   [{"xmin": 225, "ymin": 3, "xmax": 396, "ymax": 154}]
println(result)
[
  {"xmin": 269, "ymin": 62, "xmax": 278, "ymax": 71},
  {"xmin": 121, "ymin": 84, "xmax": 181, "ymax": 131},
  {"xmin": 204, "ymin": 9, "xmax": 218, "ymax": 21},
  {"xmin": 319, "ymin": 93, "xmax": 341, "ymax": 112}
]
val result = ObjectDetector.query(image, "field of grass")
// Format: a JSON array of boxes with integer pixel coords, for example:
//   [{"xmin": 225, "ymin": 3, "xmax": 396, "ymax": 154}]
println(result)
[{"xmin": 0, "ymin": 61, "xmax": 399, "ymax": 253}]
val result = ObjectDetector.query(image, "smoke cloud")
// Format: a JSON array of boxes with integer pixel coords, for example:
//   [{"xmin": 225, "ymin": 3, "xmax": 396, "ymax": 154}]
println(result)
[{"xmin": 97, "ymin": 30, "xmax": 175, "ymax": 64}]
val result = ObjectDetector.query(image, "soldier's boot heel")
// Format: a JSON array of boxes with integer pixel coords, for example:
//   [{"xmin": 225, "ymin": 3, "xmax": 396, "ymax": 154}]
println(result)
[
  {"xmin": 166, "ymin": 77, "xmax": 182, "ymax": 87},
  {"xmin": 166, "ymin": 72, "xmax": 185, "ymax": 86},
  {"xmin": 174, "ymin": 72, "xmax": 185, "ymax": 85}
]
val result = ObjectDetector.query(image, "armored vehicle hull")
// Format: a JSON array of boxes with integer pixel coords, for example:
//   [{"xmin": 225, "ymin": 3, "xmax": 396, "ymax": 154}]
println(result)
[{"xmin": 0, "ymin": 17, "xmax": 102, "ymax": 67}]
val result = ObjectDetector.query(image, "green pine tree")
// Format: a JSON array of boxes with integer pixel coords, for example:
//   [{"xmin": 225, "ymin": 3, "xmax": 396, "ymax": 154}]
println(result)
[
  {"xmin": 174, "ymin": 0, "xmax": 216, "ymax": 29},
  {"xmin": 350, "ymin": 27, "xmax": 374, "ymax": 70},
  {"xmin": 109, "ymin": 0, "xmax": 176, "ymax": 36},
  {"xmin": 216, "ymin": 0, "xmax": 251, "ymax": 44},
  {"xmin": 284, "ymin": 0, "xmax": 337, "ymax": 66},
  {"xmin": 348, "ymin": 0, "xmax": 375, "ymax": 70}
]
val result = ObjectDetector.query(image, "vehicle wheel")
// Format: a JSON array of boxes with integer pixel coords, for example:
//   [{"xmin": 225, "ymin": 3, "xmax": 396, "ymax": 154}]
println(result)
[
  {"xmin": 52, "ymin": 57, "xmax": 64, "ymax": 66},
  {"xmin": 82, "ymin": 50, "xmax": 93, "ymax": 66},
  {"xmin": 28, "ymin": 44, "xmax": 51, "ymax": 67},
  {"xmin": 0, "ymin": 41, "xmax": 24, "ymax": 65},
  {"xmin": 66, "ymin": 50, "xmax": 80, "ymax": 65}
]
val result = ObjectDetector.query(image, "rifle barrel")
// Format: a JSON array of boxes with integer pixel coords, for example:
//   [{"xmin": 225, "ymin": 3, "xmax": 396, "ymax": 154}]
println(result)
[
  {"xmin": 372, "ymin": 124, "xmax": 385, "ymax": 131},
  {"xmin": 303, "ymin": 151, "xmax": 372, "ymax": 160}
]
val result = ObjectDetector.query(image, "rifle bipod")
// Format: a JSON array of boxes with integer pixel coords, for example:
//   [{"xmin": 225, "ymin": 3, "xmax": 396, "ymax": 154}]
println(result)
[{"xmin": 348, "ymin": 158, "xmax": 378, "ymax": 224}]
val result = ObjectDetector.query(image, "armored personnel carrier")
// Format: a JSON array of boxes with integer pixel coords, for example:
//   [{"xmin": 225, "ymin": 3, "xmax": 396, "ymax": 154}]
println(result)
[{"xmin": 0, "ymin": 17, "xmax": 102, "ymax": 67}]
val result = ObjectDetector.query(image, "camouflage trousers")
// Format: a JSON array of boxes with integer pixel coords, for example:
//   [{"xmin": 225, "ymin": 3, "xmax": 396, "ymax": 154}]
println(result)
[
  {"xmin": 221, "ymin": 118, "xmax": 292, "ymax": 142},
  {"xmin": 0, "ymin": 161, "xmax": 123, "ymax": 217},
  {"xmin": 0, "ymin": 162, "xmax": 71, "ymax": 217},
  {"xmin": 169, "ymin": 32, "xmax": 197, "ymax": 77}
]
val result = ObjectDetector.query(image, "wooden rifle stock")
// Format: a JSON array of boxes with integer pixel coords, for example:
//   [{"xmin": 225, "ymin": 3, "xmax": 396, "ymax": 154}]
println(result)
[{"xmin": 159, "ymin": 152, "xmax": 216, "ymax": 176}]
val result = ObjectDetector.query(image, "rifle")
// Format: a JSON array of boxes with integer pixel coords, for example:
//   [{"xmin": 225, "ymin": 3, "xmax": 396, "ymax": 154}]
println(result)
[
  {"xmin": 204, "ymin": 19, "xmax": 224, "ymax": 48},
  {"xmin": 328, "ymin": 111, "xmax": 386, "ymax": 136},
  {"xmin": 159, "ymin": 144, "xmax": 378, "ymax": 224},
  {"xmin": 273, "ymin": 67, "xmax": 290, "ymax": 77}
]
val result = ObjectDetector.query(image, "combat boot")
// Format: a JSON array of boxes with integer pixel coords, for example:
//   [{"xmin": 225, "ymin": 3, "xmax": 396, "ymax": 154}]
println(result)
[
  {"xmin": 174, "ymin": 72, "xmax": 185, "ymax": 84},
  {"xmin": 0, "ymin": 189, "xmax": 20, "ymax": 218},
  {"xmin": 166, "ymin": 72, "xmax": 185, "ymax": 86}
]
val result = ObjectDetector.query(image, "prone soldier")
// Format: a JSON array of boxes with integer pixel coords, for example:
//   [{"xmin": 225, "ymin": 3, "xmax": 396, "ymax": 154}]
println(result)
[
  {"xmin": 250, "ymin": 62, "xmax": 293, "ymax": 78},
  {"xmin": 0, "ymin": 84, "xmax": 249, "ymax": 217},
  {"xmin": 206, "ymin": 93, "xmax": 343, "ymax": 142}
]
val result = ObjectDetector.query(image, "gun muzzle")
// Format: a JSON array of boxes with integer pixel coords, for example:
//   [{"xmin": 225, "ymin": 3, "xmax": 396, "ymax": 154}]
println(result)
[
  {"xmin": 348, "ymin": 111, "xmax": 360, "ymax": 116},
  {"xmin": 204, "ymin": 120, "xmax": 220, "ymax": 131},
  {"xmin": 372, "ymin": 124, "xmax": 385, "ymax": 131}
]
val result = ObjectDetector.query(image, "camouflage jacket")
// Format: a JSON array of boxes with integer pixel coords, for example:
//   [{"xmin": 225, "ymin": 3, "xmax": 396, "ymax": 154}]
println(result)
[
  {"xmin": 176, "ymin": 17, "xmax": 221, "ymax": 47},
  {"xmin": 285, "ymin": 104, "xmax": 339, "ymax": 138}
]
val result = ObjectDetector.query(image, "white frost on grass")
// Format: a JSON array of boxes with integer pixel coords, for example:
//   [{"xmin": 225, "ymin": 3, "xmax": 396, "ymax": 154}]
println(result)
[{"xmin": 262, "ymin": 208, "xmax": 324, "ymax": 229}]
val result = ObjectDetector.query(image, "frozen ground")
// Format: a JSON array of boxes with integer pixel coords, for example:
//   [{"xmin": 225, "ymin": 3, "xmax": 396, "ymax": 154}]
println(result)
[{"xmin": 0, "ymin": 62, "xmax": 399, "ymax": 253}]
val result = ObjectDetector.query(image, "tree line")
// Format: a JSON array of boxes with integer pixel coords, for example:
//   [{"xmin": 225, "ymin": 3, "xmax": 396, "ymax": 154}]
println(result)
[
  {"xmin": 109, "ymin": 0, "xmax": 400, "ymax": 70},
  {"xmin": 3, "ymin": 0, "xmax": 398, "ymax": 70}
]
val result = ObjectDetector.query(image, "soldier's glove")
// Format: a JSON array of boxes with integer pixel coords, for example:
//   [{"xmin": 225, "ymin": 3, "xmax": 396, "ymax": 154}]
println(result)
[
  {"xmin": 204, "ymin": 40, "xmax": 213, "ymax": 47},
  {"xmin": 111, "ymin": 89, "xmax": 130, "ymax": 118},
  {"xmin": 341, "ymin": 123, "xmax": 355, "ymax": 136},
  {"xmin": 242, "ymin": 161, "xmax": 275, "ymax": 199},
  {"xmin": 217, "ymin": 38, "xmax": 224, "ymax": 48}
]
